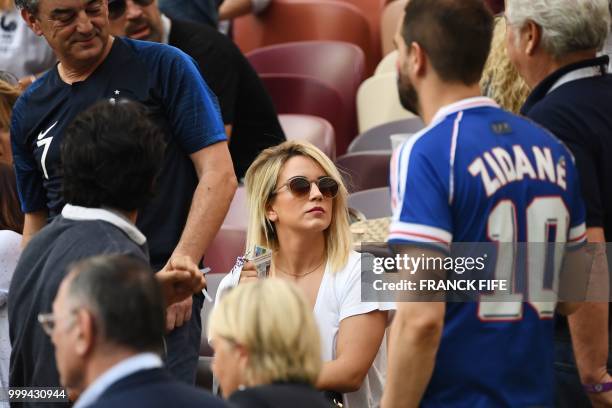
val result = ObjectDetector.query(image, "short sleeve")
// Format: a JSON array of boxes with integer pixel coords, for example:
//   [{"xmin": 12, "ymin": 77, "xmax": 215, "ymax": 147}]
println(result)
[
  {"xmin": 388, "ymin": 136, "xmax": 453, "ymax": 251},
  {"xmin": 565, "ymin": 151, "xmax": 587, "ymax": 248},
  {"xmin": 161, "ymin": 50, "xmax": 227, "ymax": 154},
  {"xmin": 338, "ymin": 254, "xmax": 394, "ymax": 322},
  {"xmin": 10, "ymin": 97, "xmax": 47, "ymax": 213}
]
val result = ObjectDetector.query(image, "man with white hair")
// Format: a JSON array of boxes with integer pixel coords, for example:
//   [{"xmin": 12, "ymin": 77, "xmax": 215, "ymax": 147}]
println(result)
[{"xmin": 506, "ymin": 0, "xmax": 612, "ymax": 406}]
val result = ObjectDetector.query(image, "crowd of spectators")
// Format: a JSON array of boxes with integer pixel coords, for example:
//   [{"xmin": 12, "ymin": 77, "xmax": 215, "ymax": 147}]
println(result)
[{"xmin": 1, "ymin": 0, "xmax": 612, "ymax": 407}]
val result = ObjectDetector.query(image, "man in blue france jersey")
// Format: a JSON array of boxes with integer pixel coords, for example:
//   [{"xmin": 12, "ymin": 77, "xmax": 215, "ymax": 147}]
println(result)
[
  {"xmin": 10, "ymin": 0, "xmax": 237, "ymax": 383},
  {"xmin": 382, "ymin": 0, "xmax": 587, "ymax": 407}
]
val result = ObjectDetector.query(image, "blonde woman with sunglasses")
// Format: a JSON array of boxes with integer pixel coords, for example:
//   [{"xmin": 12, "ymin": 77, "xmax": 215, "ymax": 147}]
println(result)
[{"xmin": 215, "ymin": 140, "xmax": 393, "ymax": 408}]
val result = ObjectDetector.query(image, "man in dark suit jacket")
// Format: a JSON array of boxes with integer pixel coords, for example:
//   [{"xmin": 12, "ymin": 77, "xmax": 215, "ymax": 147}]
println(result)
[
  {"xmin": 47, "ymin": 255, "xmax": 225, "ymax": 408},
  {"xmin": 108, "ymin": 0, "xmax": 286, "ymax": 180}
]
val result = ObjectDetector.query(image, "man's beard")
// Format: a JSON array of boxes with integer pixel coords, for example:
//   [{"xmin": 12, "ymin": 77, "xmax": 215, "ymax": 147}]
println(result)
[{"xmin": 397, "ymin": 73, "xmax": 421, "ymax": 116}]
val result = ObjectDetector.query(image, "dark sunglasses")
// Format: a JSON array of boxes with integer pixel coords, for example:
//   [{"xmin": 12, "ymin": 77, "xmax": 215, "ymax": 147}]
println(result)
[
  {"xmin": 272, "ymin": 176, "xmax": 339, "ymax": 199},
  {"xmin": 108, "ymin": 0, "xmax": 154, "ymax": 20}
]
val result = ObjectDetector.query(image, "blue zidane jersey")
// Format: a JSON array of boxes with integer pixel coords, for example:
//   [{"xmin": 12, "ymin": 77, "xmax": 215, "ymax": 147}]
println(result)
[{"xmin": 388, "ymin": 97, "xmax": 586, "ymax": 407}]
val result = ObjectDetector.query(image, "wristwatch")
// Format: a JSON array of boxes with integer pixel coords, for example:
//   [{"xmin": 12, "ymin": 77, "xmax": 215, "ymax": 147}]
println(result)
[{"xmin": 583, "ymin": 382, "xmax": 612, "ymax": 393}]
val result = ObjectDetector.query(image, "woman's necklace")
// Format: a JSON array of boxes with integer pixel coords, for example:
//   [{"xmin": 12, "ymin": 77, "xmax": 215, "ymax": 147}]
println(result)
[{"xmin": 275, "ymin": 257, "xmax": 326, "ymax": 278}]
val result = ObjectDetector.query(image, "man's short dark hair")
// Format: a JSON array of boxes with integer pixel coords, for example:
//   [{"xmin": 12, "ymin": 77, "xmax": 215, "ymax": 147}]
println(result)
[
  {"xmin": 402, "ymin": 0, "xmax": 494, "ymax": 85},
  {"xmin": 67, "ymin": 255, "xmax": 165, "ymax": 353},
  {"xmin": 61, "ymin": 100, "xmax": 165, "ymax": 211}
]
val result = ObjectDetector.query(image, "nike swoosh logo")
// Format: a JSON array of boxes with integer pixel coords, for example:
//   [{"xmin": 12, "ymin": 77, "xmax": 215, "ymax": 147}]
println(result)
[{"xmin": 38, "ymin": 121, "xmax": 58, "ymax": 141}]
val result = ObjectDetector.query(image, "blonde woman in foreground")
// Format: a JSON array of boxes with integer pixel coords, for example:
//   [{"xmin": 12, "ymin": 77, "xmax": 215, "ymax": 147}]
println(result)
[
  {"xmin": 209, "ymin": 279, "xmax": 330, "ymax": 407},
  {"xmin": 216, "ymin": 140, "xmax": 393, "ymax": 407}
]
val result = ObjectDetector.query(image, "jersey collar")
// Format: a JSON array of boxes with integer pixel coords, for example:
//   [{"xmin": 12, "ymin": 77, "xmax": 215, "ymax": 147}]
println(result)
[
  {"xmin": 61, "ymin": 204, "xmax": 147, "ymax": 245},
  {"xmin": 431, "ymin": 96, "xmax": 499, "ymax": 125}
]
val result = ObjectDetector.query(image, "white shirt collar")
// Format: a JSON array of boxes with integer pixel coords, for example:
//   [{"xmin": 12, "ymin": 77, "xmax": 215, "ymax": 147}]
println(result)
[
  {"xmin": 161, "ymin": 14, "xmax": 171, "ymax": 45},
  {"xmin": 61, "ymin": 204, "xmax": 147, "ymax": 246},
  {"xmin": 547, "ymin": 65, "xmax": 607, "ymax": 95},
  {"xmin": 73, "ymin": 353, "xmax": 163, "ymax": 408},
  {"xmin": 430, "ymin": 96, "xmax": 499, "ymax": 125}
]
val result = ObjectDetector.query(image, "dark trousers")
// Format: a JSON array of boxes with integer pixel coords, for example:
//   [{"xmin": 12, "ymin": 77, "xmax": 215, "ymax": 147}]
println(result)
[{"xmin": 164, "ymin": 293, "xmax": 205, "ymax": 384}]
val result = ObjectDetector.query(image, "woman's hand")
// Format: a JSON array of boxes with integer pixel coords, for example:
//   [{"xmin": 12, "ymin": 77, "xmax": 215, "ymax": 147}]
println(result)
[{"xmin": 239, "ymin": 261, "xmax": 259, "ymax": 284}]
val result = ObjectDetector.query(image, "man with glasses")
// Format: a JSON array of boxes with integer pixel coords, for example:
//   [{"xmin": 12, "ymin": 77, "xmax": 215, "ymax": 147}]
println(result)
[
  {"xmin": 106, "ymin": 0, "xmax": 285, "ymax": 181},
  {"xmin": 9, "ymin": 101, "xmax": 204, "ymax": 399},
  {"xmin": 40, "ymin": 255, "xmax": 224, "ymax": 408},
  {"xmin": 11, "ymin": 0, "xmax": 237, "ymax": 383}
]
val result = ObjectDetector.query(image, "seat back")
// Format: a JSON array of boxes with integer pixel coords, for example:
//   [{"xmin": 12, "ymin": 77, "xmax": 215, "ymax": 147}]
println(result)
[
  {"xmin": 381, "ymin": 0, "xmax": 408, "ymax": 56},
  {"xmin": 348, "ymin": 117, "xmax": 424, "ymax": 153},
  {"xmin": 348, "ymin": 187, "xmax": 392, "ymax": 219},
  {"xmin": 223, "ymin": 186, "xmax": 248, "ymax": 228},
  {"xmin": 260, "ymin": 73, "xmax": 346, "ymax": 151},
  {"xmin": 234, "ymin": 0, "xmax": 375, "ymax": 72},
  {"xmin": 335, "ymin": 150, "xmax": 392, "ymax": 193},
  {"xmin": 357, "ymin": 72, "xmax": 414, "ymax": 133},
  {"xmin": 375, "ymin": 49, "xmax": 398, "ymax": 76},
  {"xmin": 247, "ymin": 41, "xmax": 365, "ymax": 153},
  {"xmin": 327, "ymin": 0, "xmax": 388, "ymax": 62},
  {"xmin": 205, "ymin": 226, "xmax": 246, "ymax": 274},
  {"xmin": 279, "ymin": 114, "xmax": 336, "ymax": 159}
]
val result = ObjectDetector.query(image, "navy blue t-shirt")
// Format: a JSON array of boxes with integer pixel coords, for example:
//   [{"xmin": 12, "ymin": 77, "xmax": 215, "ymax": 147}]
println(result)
[{"xmin": 11, "ymin": 37, "xmax": 226, "ymax": 269}]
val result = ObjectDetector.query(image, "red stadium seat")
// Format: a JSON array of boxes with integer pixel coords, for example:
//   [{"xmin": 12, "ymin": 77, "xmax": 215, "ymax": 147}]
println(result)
[
  {"xmin": 279, "ymin": 114, "xmax": 336, "ymax": 159},
  {"xmin": 233, "ymin": 0, "xmax": 375, "ymax": 73},
  {"xmin": 327, "ymin": 0, "xmax": 388, "ymax": 62},
  {"xmin": 335, "ymin": 150, "xmax": 391, "ymax": 193},
  {"xmin": 223, "ymin": 186, "xmax": 248, "ymax": 228},
  {"xmin": 247, "ymin": 41, "xmax": 365, "ymax": 153},
  {"xmin": 259, "ymin": 74, "xmax": 346, "ymax": 153},
  {"xmin": 204, "ymin": 226, "xmax": 246, "ymax": 274}
]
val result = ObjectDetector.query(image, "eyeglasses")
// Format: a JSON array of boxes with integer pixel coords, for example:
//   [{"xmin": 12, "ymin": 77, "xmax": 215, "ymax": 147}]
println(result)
[
  {"xmin": 38, "ymin": 310, "xmax": 78, "ymax": 336},
  {"xmin": 108, "ymin": 0, "xmax": 154, "ymax": 20},
  {"xmin": 272, "ymin": 176, "xmax": 339, "ymax": 199}
]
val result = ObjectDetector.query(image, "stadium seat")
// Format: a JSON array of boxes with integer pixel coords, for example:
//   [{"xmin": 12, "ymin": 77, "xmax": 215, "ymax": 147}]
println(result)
[
  {"xmin": 247, "ymin": 41, "xmax": 365, "ymax": 153},
  {"xmin": 348, "ymin": 187, "xmax": 392, "ymax": 219},
  {"xmin": 223, "ymin": 186, "xmax": 248, "ymax": 228},
  {"xmin": 375, "ymin": 49, "xmax": 398, "ymax": 76},
  {"xmin": 204, "ymin": 226, "xmax": 246, "ymax": 274},
  {"xmin": 381, "ymin": 0, "xmax": 408, "ymax": 56},
  {"xmin": 233, "ymin": 0, "xmax": 376, "ymax": 73},
  {"xmin": 357, "ymin": 72, "xmax": 415, "ymax": 133},
  {"xmin": 335, "ymin": 150, "xmax": 392, "ymax": 193},
  {"xmin": 327, "ymin": 0, "xmax": 388, "ymax": 62},
  {"xmin": 348, "ymin": 117, "xmax": 424, "ymax": 153},
  {"xmin": 279, "ymin": 114, "xmax": 336, "ymax": 159},
  {"xmin": 259, "ymin": 73, "xmax": 345, "ymax": 151}
]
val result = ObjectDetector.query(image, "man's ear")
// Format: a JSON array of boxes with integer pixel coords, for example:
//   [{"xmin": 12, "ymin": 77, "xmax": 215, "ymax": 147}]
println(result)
[
  {"xmin": 21, "ymin": 8, "xmax": 43, "ymax": 36},
  {"xmin": 410, "ymin": 41, "xmax": 427, "ymax": 78},
  {"xmin": 524, "ymin": 20, "xmax": 541, "ymax": 56},
  {"xmin": 74, "ymin": 310, "xmax": 96, "ymax": 357}
]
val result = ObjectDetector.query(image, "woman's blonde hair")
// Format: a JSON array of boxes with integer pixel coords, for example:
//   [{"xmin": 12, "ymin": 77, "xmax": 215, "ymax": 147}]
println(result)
[
  {"xmin": 208, "ymin": 279, "xmax": 322, "ymax": 386},
  {"xmin": 0, "ymin": 79, "xmax": 20, "ymax": 130},
  {"xmin": 244, "ymin": 140, "xmax": 352, "ymax": 273},
  {"xmin": 480, "ymin": 17, "xmax": 531, "ymax": 113}
]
